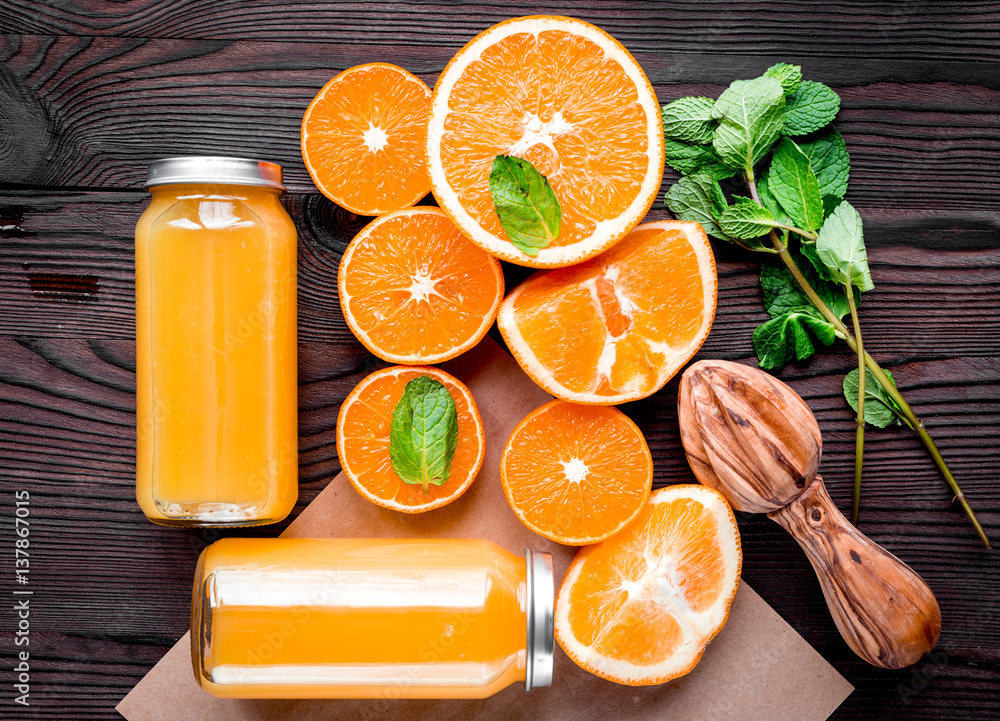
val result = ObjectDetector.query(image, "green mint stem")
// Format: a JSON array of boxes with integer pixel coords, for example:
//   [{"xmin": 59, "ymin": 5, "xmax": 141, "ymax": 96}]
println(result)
[
  {"xmin": 846, "ymin": 283, "xmax": 865, "ymax": 525},
  {"xmin": 769, "ymin": 230, "xmax": 991, "ymax": 548},
  {"xmin": 747, "ymin": 174, "xmax": 763, "ymax": 205},
  {"xmin": 773, "ymin": 222, "xmax": 818, "ymax": 241}
]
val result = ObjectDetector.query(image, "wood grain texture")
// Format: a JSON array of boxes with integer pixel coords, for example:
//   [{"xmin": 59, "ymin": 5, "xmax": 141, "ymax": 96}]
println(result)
[
  {"xmin": 2, "ymin": 192, "xmax": 998, "ymax": 351},
  {"xmin": 0, "ymin": 31, "xmax": 998, "ymax": 206},
  {"xmin": 1, "ymin": 2, "xmax": 999, "ymax": 719},
  {"xmin": 771, "ymin": 475, "xmax": 942, "ymax": 669},
  {"xmin": 1, "ymin": 1, "xmax": 999, "ymax": 62},
  {"xmin": 679, "ymin": 358, "xmax": 952, "ymax": 669},
  {"xmin": 678, "ymin": 358, "xmax": 824, "ymax": 513},
  {"xmin": 1, "ymin": 337, "xmax": 998, "ymax": 721}
]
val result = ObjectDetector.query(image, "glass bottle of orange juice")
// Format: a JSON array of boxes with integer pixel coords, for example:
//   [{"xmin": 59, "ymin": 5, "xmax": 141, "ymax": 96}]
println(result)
[
  {"xmin": 135, "ymin": 157, "xmax": 298, "ymax": 527},
  {"xmin": 191, "ymin": 538, "xmax": 554, "ymax": 699}
]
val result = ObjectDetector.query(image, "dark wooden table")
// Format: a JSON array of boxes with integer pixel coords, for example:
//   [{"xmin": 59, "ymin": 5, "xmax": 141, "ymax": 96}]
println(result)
[{"xmin": 1, "ymin": 2, "xmax": 998, "ymax": 719}]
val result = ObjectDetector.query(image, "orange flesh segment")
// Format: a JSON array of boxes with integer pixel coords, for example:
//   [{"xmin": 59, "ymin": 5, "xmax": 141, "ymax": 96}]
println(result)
[
  {"xmin": 302, "ymin": 63, "xmax": 430, "ymax": 215},
  {"xmin": 594, "ymin": 598, "xmax": 685, "ymax": 664},
  {"xmin": 441, "ymin": 29, "xmax": 649, "ymax": 250},
  {"xmin": 341, "ymin": 209, "xmax": 503, "ymax": 362},
  {"xmin": 559, "ymin": 487, "xmax": 740, "ymax": 678},
  {"xmin": 501, "ymin": 401, "xmax": 651, "ymax": 544},
  {"xmin": 507, "ymin": 225, "xmax": 711, "ymax": 399},
  {"xmin": 338, "ymin": 367, "xmax": 482, "ymax": 510}
]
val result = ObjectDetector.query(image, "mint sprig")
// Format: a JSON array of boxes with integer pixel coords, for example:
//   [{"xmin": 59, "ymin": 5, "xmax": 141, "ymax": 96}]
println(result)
[
  {"xmin": 489, "ymin": 155, "xmax": 561, "ymax": 257},
  {"xmin": 660, "ymin": 65, "xmax": 990, "ymax": 546},
  {"xmin": 389, "ymin": 376, "xmax": 459, "ymax": 494}
]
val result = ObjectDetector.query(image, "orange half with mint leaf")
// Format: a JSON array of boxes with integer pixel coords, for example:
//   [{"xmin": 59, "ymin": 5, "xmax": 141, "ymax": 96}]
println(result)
[
  {"xmin": 336, "ymin": 365, "xmax": 485, "ymax": 513},
  {"xmin": 427, "ymin": 15, "xmax": 665, "ymax": 268}
]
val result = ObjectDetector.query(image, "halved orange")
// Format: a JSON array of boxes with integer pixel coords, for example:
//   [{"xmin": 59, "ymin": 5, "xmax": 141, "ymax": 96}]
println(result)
[
  {"xmin": 498, "ymin": 220, "xmax": 717, "ymax": 404},
  {"xmin": 336, "ymin": 366, "xmax": 485, "ymax": 513},
  {"xmin": 302, "ymin": 62, "xmax": 431, "ymax": 215},
  {"xmin": 338, "ymin": 207, "xmax": 504, "ymax": 364},
  {"xmin": 500, "ymin": 400, "xmax": 652, "ymax": 545},
  {"xmin": 555, "ymin": 484, "xmax": 741, "ymax": 685},
  {"xmin": 427, "ymin": 15, "xmax": 665, "ymax": 268}
]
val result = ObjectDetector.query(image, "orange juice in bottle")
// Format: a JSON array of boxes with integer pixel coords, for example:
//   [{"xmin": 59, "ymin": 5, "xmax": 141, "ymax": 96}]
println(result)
[
  {"xmin": 135, "ymin": 157, "xmax": 297, "ymax": 526},
  {"xmin": 190, "ymin": 538, "xmax": 554, "ymax": 698}
]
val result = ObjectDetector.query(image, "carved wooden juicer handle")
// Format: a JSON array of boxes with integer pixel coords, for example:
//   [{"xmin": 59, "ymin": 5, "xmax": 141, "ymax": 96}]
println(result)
[{"xmin": 769, "ymin": 476, "xmax": 942, "ymax": 669}]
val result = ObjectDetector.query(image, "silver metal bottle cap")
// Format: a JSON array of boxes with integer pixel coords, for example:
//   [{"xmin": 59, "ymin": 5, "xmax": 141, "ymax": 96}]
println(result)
[
  {"xmin": 145, "ymin": 156, "xmax": 285, "ymax": 191},
  {"xmin": 524, "ymin": 547, "xmax": 554, "ymax": 691}
]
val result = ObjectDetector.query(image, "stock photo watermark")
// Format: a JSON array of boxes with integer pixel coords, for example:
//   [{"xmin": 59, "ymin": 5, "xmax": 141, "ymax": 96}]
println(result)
[{"xmin": 10, "ymin": 490, "xmax": 32, "ymax": 707}]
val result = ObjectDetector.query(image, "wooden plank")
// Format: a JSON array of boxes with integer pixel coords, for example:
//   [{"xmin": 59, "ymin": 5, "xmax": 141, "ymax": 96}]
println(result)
[
  {"xmin": 3, "ymin": 192, "xmax": 999, "ymax": 358},
  {"xmin": 0, "ymin": 33, "xmax": 998, "ymax": 202},
  {"xmin": 0, "ymin": 522, "xmax": 997, "ymax": 719},
  {"xmin": 0, "ymin": 1, "xmax": 999, "ymax": 62},
  {"xmin": 2, "ymin": 335, "xmax": 997, "ymax": 543},
  {"xmin": 0, "ymin": 633, "xmax": 177, "ymax": 719}
]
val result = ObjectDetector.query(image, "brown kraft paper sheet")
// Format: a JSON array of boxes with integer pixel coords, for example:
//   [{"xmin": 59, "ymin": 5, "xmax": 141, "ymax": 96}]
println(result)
[{"xmin": 117, "ymin": 336, "xmax": 853, "ymax": 721}]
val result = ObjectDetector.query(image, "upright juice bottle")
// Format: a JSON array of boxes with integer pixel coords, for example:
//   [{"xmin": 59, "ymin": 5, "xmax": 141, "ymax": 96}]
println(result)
[
  {"xmin": 135, "ymin": 157, "xmax": 298, "ymax": 526},
  {"xmin": 191, "ymin": 538, "xmax": 554, "ymax": 698}
]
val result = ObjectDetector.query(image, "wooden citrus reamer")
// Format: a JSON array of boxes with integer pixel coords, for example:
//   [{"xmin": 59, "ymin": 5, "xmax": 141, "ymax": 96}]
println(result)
[{"xmin": 678, "ymin": 359, "xmax": 941, "ymax": 669}]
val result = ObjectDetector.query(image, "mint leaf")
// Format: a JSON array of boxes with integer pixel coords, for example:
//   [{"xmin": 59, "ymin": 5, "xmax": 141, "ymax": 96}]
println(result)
[
  {"xmin": 664, "ymin": 139, "xmax": 733, "ymax": 179},
  {"xmin": 822, "ymin": 194, "xmax": 843, "ymax": 218},
  {"xmin": 765, "ymin": 63, "xmax": 802, "ymax": 95},
  {"xmin": 757, "ymin": 168, "xmax": 794, "ymax": 226},
  {"xmin": 784, "ymin": 80, "xmax": 841, "ymax": 136},
  {"xmin": 844, "ymin": 369, "xmax": 910, "ymax": 429},
  {"xmin": 665, "ymin": 175, "xmax": 730, "ymax": 241},
  {"xmin": 711, "ymin": 76, "xmax": 786, "ymax": 172},
  {"xmin": 760, "ymin": 253, "xmax": 854, "ymax": 320},
  {"xmin": 769, "ymin": 138, "xmax": 825, "ymax": 232},
  {"xmin": 719, "ymin": 197, "xmax": 777, "ymax": 241},
  {"xmin": 816, "ymin": 201, "xmax": 874, "ymax": 292},
  {"xmin": 753, "ymin": 309, "xmax": 837, "ymax": 370},
  {"xmin": 662, "ymin": 96, "xmax": 716, "ymax": 145},
  {"xmin": 799, "ymin": 240, "xmax": 837, "ymax": 282},
  {"xmin": 389, "ymin": 376, "xmax": 459, "ymax": 493},
  {"xmin": 489, "ymin": 155, "xmax": 561, "ymax": 257},
  {"xmin": 761, "ymin": 262, "xmax": 813, "ymax": 317},
  {"xmin": 798, "ymin": 128, "xmax": 849, "ymax": 200}
]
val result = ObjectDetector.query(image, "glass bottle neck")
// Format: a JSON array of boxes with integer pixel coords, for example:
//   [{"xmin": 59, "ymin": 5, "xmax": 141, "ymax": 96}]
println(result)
[{"xmin": 149, "ymin": 183, "xmax": 284, "ymax": 202}]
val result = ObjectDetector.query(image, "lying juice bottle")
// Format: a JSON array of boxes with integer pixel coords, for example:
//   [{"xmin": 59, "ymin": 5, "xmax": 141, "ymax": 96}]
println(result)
[
  {"xmin": 191, "ymin": 538, "xmax": 554, "ymax": 699},
  {"xmin": 135, "ymin": 157, "xmax": 297, "ymax": 526}
]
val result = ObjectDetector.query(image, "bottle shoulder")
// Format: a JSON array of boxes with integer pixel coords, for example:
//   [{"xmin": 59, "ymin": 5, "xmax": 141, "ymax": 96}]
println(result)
[{"xmin": 138, "ymin": 188, "xmax": 295, "ymax": 242}]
